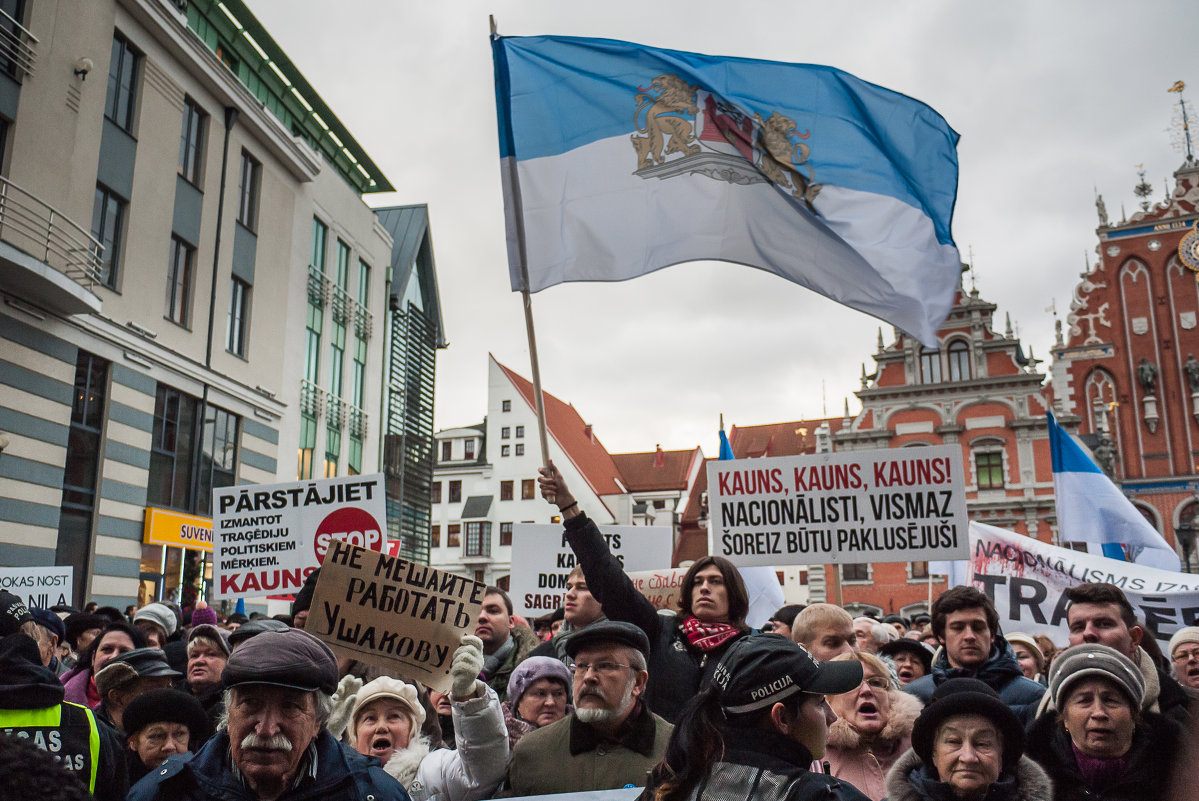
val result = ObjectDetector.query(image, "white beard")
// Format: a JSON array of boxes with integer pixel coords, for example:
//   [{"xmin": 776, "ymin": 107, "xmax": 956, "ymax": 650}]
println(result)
[{"xmin": 574, "ymin": 682, "xmax": 635, "ymax": 725}]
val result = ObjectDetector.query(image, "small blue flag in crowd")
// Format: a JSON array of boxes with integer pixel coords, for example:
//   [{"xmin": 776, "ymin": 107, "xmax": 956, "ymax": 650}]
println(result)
[
  {"xmin": 493, "ymin": 34, "xmax": 963, "ymax": 346},
  {"xmin": 1047, "ymin": 412, "xmax": 1182, "ymax": 571}
]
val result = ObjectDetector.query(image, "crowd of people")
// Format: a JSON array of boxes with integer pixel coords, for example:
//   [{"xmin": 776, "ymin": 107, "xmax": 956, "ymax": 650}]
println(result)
[{"xmin": 1, "ymin": 461, "xmax": 1196, "ymax": 801}]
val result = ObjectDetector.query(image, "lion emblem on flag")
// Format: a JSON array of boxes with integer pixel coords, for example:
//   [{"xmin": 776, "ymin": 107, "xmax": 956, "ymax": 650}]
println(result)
[{"xmin": 631, "ymin": 74, "xmax": 702, "ymax": 170}]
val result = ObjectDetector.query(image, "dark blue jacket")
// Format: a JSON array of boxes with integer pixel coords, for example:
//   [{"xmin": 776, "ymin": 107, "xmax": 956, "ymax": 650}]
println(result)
[
  {"xmin": 127, "ymin": 729, "xmax": 409, "ymax": 801},
  {"xmin": 902, "ymin": 634, "xmax": 1046, "ymax": 727}
]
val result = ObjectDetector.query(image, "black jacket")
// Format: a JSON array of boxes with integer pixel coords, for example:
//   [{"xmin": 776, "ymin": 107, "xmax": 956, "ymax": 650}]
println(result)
[
  {"xmin": 0, "ymin": 633, "xmax": 128, "ymax": 801},
  {"xmin": 1025, "ymin": 707, "xmax": 1184, "ymax": 801},
  {"xmin": 564, "ymin": 512, "xmax": 746, "ymax": 722},
  {"xmin": 884, "ymin": 748, "xmax": 1053, "ymax": 801}
]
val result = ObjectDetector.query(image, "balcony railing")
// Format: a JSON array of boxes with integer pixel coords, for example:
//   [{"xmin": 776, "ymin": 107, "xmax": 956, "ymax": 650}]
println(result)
[
  {"xmin": 331, "ymin": 283, "xmax": 351, "ymax": 326},
  {"xmin": 306, "ymin": 265, "xmax": 327, "ymax": 308},
  {"xmin": 326, "ymin": 394, "xmax": 345, "ymax": 430},
  {"xmin": 0, "ymin": 10, "xmax": 37, "ymax": 83},
  {"xmin": 0, "ymin": 175, "xmax": 103, "ymax": 287},
  {"xmin": 348, "ymin": 404, "xmax": 368, "ymax": 439},
  {"xmin": 353, "ymin": 298, "xmax": 373, "ymax": 339},
  {"xmin": 300, "ymin": 380, "xmax": 323, "ymax": 417}
]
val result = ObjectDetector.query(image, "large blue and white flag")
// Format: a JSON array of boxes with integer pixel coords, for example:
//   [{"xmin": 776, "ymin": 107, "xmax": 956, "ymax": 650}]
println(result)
[
  {"xmin": 1047, "ymin": 412, "xmax": 1182, "ymax": 571},
  {"xmin": 493, "ymin": 35, "xmax": 962, "ymax": 346}
]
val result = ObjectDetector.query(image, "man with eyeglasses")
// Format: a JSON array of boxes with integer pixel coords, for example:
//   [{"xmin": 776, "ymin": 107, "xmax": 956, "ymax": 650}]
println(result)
[
  {"xmin": 1168, "ymin": 626, "xmax": 1199, "ymax": 690},
  {"xmin": 502, "ymin": 621, "xmax": 672, "ymax": 796}
]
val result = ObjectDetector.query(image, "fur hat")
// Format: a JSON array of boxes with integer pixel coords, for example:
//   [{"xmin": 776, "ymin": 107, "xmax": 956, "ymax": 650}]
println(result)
[
  {"xmin": 911, "ymin": 678, "xmax": 1024, "ymax": 772},
  {"xmin": 351, "ymin": 676, "xmax": 426, "ymax": 731},
  {"xmin": 122, "ymin": 688, "xmax": 208, "ymax": 738}
]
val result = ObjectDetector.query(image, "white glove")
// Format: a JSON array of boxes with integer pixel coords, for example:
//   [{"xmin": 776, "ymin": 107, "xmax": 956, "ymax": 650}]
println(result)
[
  {"xmin": 326, "ymin": 673, "xmax": 363, "ymax": 739},
  {"xmin": 449, "ymin": 634, "xmax": 485, "ymax": 700}
]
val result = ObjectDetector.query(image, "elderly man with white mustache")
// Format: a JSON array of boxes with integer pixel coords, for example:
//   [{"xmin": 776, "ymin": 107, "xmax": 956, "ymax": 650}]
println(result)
[
  {"xmin": 127, "ymin": 628, "xmax": 408, "ymax": 801},
  {"xmin": 503, "ymin": 621, "xmax": 673, "ymax": 796}
]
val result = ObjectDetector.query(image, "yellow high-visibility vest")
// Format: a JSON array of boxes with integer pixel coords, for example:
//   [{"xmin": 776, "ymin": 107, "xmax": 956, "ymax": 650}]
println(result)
[{"xmin": 0, "ymin": 702, "xmax": 101, "ymax": 792}]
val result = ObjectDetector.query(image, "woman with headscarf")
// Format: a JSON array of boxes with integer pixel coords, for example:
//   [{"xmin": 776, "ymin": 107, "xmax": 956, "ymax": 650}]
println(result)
[
  {"xmin": 823, "ymin": 651, "xmax": 922, "ymax": 800},
  {"xmin": 60, "ymin": 621, "xmax": 147, "ymax": 709},
  {"xmin": 502, "ymin": 656, "xmax": 572, "ymax": 749},
  {"xmin": 1025, "ymin": 643, "xmax": 1185, "ymax": 801},
  {"xmin": 539, "ymin": 462, "xmax": 752, "ymax": 722},
  {"xmin": 1004, "ymin": 633, "xmax": 1046, "ymax": 685},
  {"xmin": 885, "ymin": 677, "xmax": 1052, "ymax": 801},
  {"xmin": 344, "ymin": 636, "xmax": 509, "ymax": 801}
]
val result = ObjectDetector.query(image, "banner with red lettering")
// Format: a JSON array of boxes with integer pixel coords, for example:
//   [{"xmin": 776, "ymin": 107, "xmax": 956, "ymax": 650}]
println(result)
[
  {"xmin": 212, "ymin": 474, "xmax": 387, "ymax": 600},
  {"xmin": 707, "ymin": 446, "xmax": 968, "ymax": 568}
]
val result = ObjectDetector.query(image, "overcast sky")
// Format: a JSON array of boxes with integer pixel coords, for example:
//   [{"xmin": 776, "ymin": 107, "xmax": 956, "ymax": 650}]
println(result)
[{"xmin": 250, "ymin": 1, "xmax": 1197, "ymax": 456}]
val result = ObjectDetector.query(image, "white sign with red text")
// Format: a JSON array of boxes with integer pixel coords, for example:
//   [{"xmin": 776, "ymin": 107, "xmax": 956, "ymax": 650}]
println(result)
[
  {"xmin": 509, "ymin": 523, "xmax": 672, "ymax": 619},
  {"xmin": 707, "ymin": 446, "xmax": 969, "ymax": 568},
  {"xmin": 212, "ymin": 474, "xmax": 387, "ymax": 600}
]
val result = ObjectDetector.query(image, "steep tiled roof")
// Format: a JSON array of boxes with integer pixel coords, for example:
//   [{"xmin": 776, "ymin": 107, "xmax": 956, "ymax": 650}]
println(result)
[
  {"xmin": 675, "ymin": 458, "xmax": 711, "ymax": 565},
  {"xmin": 728, "ymin": 418, "xmax": 845, "ymax": 458},
  {"xmin": 494, "ymin": 358, "xmax": 626, "ymax": 497},
  {"xmin": 611, "ymin": 447, "xmax": 700, "ymax": 492}
]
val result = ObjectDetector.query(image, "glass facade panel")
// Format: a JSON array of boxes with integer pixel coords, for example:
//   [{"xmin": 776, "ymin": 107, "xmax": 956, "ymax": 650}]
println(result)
[
  {"xmin": 237, "ymin": 151, "xmax": 260, "ymax": 230},
  {"xmin": 165, "ymin": 236, "xmax": 194, "ymax": 326},
  {"xmin": 179, "ymin": 98, "xmax": 206, "ymax": 184},
  {"xmin": 91, "ymin": 185, "xmax": 126, "ymax": 288},
  {"xmin": 57, "ymin": 352, "xmax": 109, "ymax": 603},
  {"xmin": 105, "ymin": 33, "xmax": 140, "ymax": 132}
]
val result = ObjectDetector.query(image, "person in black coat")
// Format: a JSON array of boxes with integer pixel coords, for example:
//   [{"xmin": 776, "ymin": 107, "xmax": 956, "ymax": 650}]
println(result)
[{"xmin": 538, "ymin": 462, "xmax": 752, "ymax": 723}]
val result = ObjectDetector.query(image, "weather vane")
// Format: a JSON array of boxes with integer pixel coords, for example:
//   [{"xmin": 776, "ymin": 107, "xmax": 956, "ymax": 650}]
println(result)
[
  {"xmin": 1169, "ymin": 80, "xmax": 1194, "ymax": 161},
  {"xmin": 1133, "ymin": 164, "xmax": 1153, "ymax": 211}
]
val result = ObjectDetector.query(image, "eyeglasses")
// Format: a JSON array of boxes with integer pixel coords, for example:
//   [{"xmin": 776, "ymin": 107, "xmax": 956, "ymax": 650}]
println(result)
[
  {"xmin": 568, "ymin": 661, "xmax": 634, "ymax": 677},
  {"xmin": 1173, "ymin": 646, "xmax": 1199, "ymax": 662},
  {"xmin": 862, "ymin": 677, "xmax": 892, "ymax": 691}
]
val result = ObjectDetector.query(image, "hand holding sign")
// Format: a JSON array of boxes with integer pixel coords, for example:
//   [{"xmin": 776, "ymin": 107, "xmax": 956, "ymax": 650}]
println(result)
[
  {"xmin": 449, "ymin": 634, "xmax": 485, "ymax": 700},
  {"xmin": 308, "ymin": 540, "xmax": 486, "ymax": 693},
  {"xmin": 538, "ymin": 461, "xmax": 581, "ymax": 519}
]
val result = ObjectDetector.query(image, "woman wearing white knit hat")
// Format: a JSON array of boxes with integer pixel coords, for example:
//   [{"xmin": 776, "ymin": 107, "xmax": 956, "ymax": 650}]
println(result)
[
  {"xmin": 1167, "ymin": 626, "xmax": 1199, "ymax": 690},
  {"xmin": 346, "ymin": 635, "xmax": 508, "ymax": 801}
]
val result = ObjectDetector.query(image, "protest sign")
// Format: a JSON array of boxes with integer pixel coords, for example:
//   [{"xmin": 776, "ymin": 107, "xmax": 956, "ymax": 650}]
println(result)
[
  {"xmin": 708, "ymin": 446, "xmax": 969, "ymax": 568},
  {"xmin": 307, "ymin": 540, "xmax": 485, "ymax": 692},
  {"xmin": 627, "ymin": 567, "xmax": 686, "ymax": 611},
  {"xmin": 964, "ymin": 521, "xmax": 1199, "ymax": 648},
  {"xmin": 0, "ymin": 566, "xmax": 73, "ymax": 609},
  {"xmin": 212, "ymin": 474, "xmax": 387, "ymax": 599},
  {"xmin": 509, "ymin": 524, "xmax": 672, "ymax": 618}
]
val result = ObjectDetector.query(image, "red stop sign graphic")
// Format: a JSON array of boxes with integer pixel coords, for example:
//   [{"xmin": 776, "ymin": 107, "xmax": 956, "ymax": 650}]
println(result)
[{"xmin": 313, "ymin": 507, "xmax": 384, "ymax": 563}]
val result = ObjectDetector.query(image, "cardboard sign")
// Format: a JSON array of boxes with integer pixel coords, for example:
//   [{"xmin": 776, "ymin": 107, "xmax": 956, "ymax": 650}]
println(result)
[
  {"xmin": 144, "ymin": 507, "xmax": 213, "ymax": 552},
  {"xmin": 212, "ymin": 474, "xmax": 387, "ymax": 599},
  {"xmin": 0, "ymin": 566, "xmax": 73, "ymax": 609},
  {"xmin": 508, "ymin": 524, "xmax": 673, "ymax": 618},
  {"xmin": 308, "ymin": 540, "xmax": 485, "ymax": 692},
  {"xmin": 962, "ymin": 522, "xmax": 1199, "ymax": 649},
  {"xmin": 707, "ymin": 446, "xmax": 969, "ymax": 567},
  {"xmin": 627, "ymin": 567, "xmax": 686, "ymax": 611}
]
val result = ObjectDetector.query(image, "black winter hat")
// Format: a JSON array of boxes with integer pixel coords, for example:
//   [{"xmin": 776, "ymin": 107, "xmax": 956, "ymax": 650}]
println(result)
[
  {"xmin": 564, "ymin": 620, "xmax": 651, "ymax": 659},
  {"xmin": 879, "ymin": 638, "xmax": 934, "ymax": 672},
  {"xmin": 291, "ymin": 568, "xmax": 320, "ymax": 616},
  {"xmin": 0, "ymin": 591, "xmax": 33, "ymax": 636},
  {"xmin": 910, "ymin": 678, "xmax": 1024, "ymax": 773},
  {"xmin": 121, "ymin": 688, "xmax": 209, "ymax": 739},
  {"xmin": 63, "ymin": 613, "xmax": 107, "ymax": 649}
]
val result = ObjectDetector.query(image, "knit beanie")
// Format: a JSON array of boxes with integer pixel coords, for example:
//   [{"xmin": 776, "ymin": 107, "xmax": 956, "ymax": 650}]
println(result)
[
  {"xmin": 506, "ymin": 656, "xmax": 572, "ymax": 705},
  {"xmin": 1048, "ymin": 643, "xmax": 1145, "ymax": 710},
  {"xmin": 1167, "ymin": 626, "xmax": 1199, "ymax": 660},
  {"xmin": 189, "ymin": 602, "xmax": 218, "ymax": 627}
]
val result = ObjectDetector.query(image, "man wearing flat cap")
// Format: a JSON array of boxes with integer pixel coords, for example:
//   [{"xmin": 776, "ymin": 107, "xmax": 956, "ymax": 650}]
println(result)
[
  {"xmin": 503, "ymin": 620, "xmax": 673, "ymax": 796},
  {"xmin": 128, "ymin": 627, "xmax": 408, "ymax": 801}
]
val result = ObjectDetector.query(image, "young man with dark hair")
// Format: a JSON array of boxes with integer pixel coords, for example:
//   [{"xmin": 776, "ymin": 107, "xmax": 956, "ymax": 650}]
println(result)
[
  {"xmin": 1036, "ymin": 581, "xmax": 1197, "ymax": 725},
  {"xmin": 476, "ymin": 587, "xmax": 538, "ymax": 702},
  {"xmin": 902, "ymin": 586, "xmax": 1044, "ymax": 725},
  {"xmin": 530, "ymin": 566, "xmax": 607, "ymax": 662}
]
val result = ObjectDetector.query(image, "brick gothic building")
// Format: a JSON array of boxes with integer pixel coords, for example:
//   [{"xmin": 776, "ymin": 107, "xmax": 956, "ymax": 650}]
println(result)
[
  {"xmin": 830, "ymin": 284, "xmax": 1065, "ymax": 615},
  {"xmin": 1052, "ymin": 157, "xmax": 1199, "ymax": 571}
]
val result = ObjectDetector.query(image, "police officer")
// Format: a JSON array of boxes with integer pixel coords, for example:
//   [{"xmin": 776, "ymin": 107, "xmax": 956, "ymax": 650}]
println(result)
[{"xmin": 0, "ymin": 591, "xmax": 127, "ymax": 801}]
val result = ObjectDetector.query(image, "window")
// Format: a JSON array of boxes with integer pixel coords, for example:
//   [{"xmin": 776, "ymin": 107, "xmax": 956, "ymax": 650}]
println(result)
[
  {"xmin": 357, "ymin": 260, "xmax": 370, "ymax": 304},
  {"xmin": 336, "ymin": 240, "xmax": 350, "ymax": 290},
  {"xmin": 105, "ymin": 33, "xmax": 140, "ymax": 132},
  {"xmin": 329, "ymin": 321, "xmax": 345, "ymax": 398},
  {"xmin": 502, "ymin": 400, "xmax": 511, "ymax": 412},
  {"xmin": 178, "ymin": 98, "xmax": 206, "ymax": 184},
  {"xmin": 501, "ymin": 445, "xmax": 510, "ymax": 457},
  {"xmin": 350, "ymin": 335, "xmax": 366, "ymax": 409},
  {"xmin": 842, "ymin": 563, "xmax": 869, "ymax": 581},
  {"xmin": 237, "ymin": 152, "xmax": 260, "ymax": 230},
  {"xmin": 910, "ymin": 561, "xmax": 930, "ymax": 579},
  {"xmin": 449, "ymin": 480, "xmax": 462, "ymax": 503},
  {"xmin": 521, "ymin": 479, "xmax": 535, "ymax": 500},
  {"xmin": 197, "ymin": 404, "xmax": 238, "ymax": 516},
  {"xmin": 501, "ymin": 427, "xmax": 510, "ymax": 439},
  {"xmin": 298, "ymin": 413, "xmax": 316, "ymax": 479},
  {"xmin": 431, "ymin": 482, "xmax": 442, "ymax": 504},
  {"xmin": 431, "ymin": 525, "xmax": 441, "ymax": 548},
  {"xmin": 348, "ymin": 436, "xmax": 362, "ymax": 475},
  {"xmin": 920, "ymin": 348, "xmax": 941, "ymax": 384},
  {"xmin": 324, "ymin": 427, "xmax": 341, "ymax": 477},
  {"xmin": 148, "ymin": 385, "xmax": 199, "ymax": 510},
  {"xmin": 441, "ymin": 441, "xmax": 452, "ymax": 461},
  {"xmin": 304, "ymin": 300, "xmax": 322, "ymax": 386},
  {"xmin": 500, "ymin": 522, "xmax": 513, "ymax": 546},
  {"xmin": 515, "ymin": 444, "xmax": 524, "ymax": 457},
  {"xmin": 227, "ymin": 277, "xmax": 250, "ymax": 356},
  {"xmin": 653, "ymin": 499, "xmax": 667, "ymax": 509},
  {"xmin": 465, "ymin": 522, "xmax": 491, "ymax": 557},
  {"xmin": 947, "ymin": 340, "xmax": 971, "ymax": 382},
  {"xmin": 500, "ymin": 480, "xmax": 514, "ymax": 501},
  {"xmin": 311, "ymin": 218, "xmax": 327, "ymax": 271},
  {"xmin": 91, "ymin": 185, "xmax": 126, "ymax": 288},
  {"xmin": 165, "ymin": 236, "xmax": 194, "ymax": 326},
  {"xmin": 57, "ymin": 352, "xmax": 109, "ymax": 602},
  {"xmin": 515, "ymin": 425, "xmax": 525, "ymax": 438},
  {"xmin": 447, "ymin": 524, "xmax": 461, "ymax": 547},
  {"xmin": 975, "ymin": 451, "xmax": 1005, "ymax": 489},
  {"xmin": 464, "ymin": 439, "xmax": 475, "ymax": 460}
]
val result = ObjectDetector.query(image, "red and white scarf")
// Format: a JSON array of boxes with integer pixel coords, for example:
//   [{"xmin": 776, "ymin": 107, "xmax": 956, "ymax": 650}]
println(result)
[{"xmin": 680, "ymin": 615, "xmax": 740, "ymax": 652}]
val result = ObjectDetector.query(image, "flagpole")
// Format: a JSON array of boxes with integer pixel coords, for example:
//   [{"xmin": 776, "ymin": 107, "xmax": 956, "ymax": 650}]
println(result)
[{"xmin": 493, "ymin": 16, "xmax": 555, "ymax": 498}]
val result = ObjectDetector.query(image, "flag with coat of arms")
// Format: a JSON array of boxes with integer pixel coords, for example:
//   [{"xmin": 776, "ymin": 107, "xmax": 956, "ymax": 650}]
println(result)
[{"xmin": 492, "ymin": 34, "xmax": 963, "ymax": 346}]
